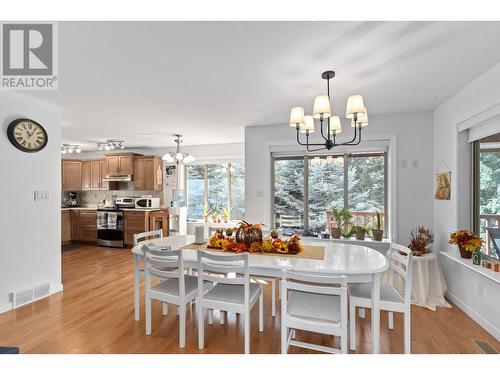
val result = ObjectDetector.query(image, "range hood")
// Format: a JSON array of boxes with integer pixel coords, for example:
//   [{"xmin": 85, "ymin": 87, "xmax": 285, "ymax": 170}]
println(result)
[{"xmin": 103, "ymin": 175, "xmax": 133, "ymax": 182}]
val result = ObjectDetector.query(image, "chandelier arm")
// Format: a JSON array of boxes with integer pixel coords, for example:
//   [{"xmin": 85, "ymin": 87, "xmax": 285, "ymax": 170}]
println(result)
[
  {"xmin": 295, "ymin": 126, "xmax": 308, "ymax": 146},
  {"xmin": 307, "ymin": 145, "xmax": 327, "ymax": 152},
  {"xmin": 318, "ymin": 117, "xmax": 328, "ymax": 141},
  {"xmin": 339, "ymin": 125, "xmax": 363, "ymax": 146},
  {"xmin": 339, "ymin": 117, "xmax": 360, "ymax": 145}
]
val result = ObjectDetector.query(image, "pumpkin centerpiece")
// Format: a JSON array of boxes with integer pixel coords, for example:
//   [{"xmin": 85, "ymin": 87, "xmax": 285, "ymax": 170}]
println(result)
[{"xmin": 235, "ymin": 220, "xmax": 264, "ymax": 247}]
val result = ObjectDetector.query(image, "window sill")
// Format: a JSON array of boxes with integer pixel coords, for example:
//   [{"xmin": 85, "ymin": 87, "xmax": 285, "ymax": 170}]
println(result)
[{"xmin": 441, "ymin": 251, "xmax": 500, "ymax": 284}]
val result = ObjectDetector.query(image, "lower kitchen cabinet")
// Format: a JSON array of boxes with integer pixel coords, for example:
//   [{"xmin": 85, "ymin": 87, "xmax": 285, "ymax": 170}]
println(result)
[
  {"xmin": 124, "ymin": 211, "xmax": 149, "ymax": 246},
  {"xmin": 62, "ymin": 209, "xmax": 97, "ymax": 245},
  {"xmin": 62, "ymin": 211, "xmax": 71, "ymax": 243}
]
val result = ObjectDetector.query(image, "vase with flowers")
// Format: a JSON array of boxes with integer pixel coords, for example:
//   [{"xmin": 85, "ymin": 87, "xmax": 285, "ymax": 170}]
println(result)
[
  {"xmin": 449, "ymin": 230, "xmax": 483, "ymax": 259},
  {"xmin": 408, "ymin": 226, "xmax": 434, "ymax": 256}
]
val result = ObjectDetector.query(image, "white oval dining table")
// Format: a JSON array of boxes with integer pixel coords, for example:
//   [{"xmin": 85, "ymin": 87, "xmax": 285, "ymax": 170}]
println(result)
[{"xmin": 131, "ymin": 234, "xmax": 388, "ymax": 354}]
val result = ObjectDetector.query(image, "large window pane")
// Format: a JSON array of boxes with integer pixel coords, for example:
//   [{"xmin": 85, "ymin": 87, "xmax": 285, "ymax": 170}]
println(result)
[
  {"xmin": 348, "ymin": 154, "xmax": 385, "ymax": 228},
  {"xmin": 186, "ymin": 165, "xmax": 205, "ymax": 220},
  {"xmin": 207, "ymin": 164, "xmax": 228, "ymax": 212},
  {"xmin": 478, "ymin": 135, "xmax": 500, "ymax": 258},
  {"xmin": 230, "ymin": 162, "xmax": 245, "ymax": 220},
  {"xmin": 274, "ymin": 158, "xmax": 304, "ymax": 230},
  {"xmin": 308, "ymin": 155, "xmax": 344, "ymax": 232}
]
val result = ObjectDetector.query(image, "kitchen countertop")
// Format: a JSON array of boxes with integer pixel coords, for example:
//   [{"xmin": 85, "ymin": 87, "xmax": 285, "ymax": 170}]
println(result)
[{"xmin": 61, "ymin": 207, "xmax": 163, "ymax": 212}]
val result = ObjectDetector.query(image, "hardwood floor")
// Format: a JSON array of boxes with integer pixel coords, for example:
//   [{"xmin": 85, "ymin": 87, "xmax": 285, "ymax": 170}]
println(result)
[{"xmin": 0, "ymin": 245, "xmax": 498, "ymax": 354}]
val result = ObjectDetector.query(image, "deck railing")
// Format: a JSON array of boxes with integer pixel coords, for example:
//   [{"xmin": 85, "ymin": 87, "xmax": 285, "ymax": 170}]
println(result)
[
  {"xmin": 480, "ymin": 214, "xmax": 500, "ymax": 255},
  {"xmin": 325, "ymin": 211, "xmax": 385, "ymax": 234}
]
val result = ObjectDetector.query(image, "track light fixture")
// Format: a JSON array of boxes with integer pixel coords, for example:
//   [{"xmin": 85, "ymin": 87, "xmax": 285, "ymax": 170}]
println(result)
[
  {"xmin": 97, "ymin": 140, "xmax": 125, "ymax": 151},
  {"xmin": 61, "ymin": 144, "xmax": 82, "ymax": 154}
]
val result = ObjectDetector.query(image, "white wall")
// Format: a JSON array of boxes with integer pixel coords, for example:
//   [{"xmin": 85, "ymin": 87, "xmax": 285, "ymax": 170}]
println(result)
[
  {"xmin": 245, "ymin": 111, "xmax": 434, "ymax": 244},
  {"xmin": 0, "ymin": 92, "xmax": 62, "ymax": 313},
  {"xmin": 433, "ymin": 60, "xmax": 500, "ymax": 340}
]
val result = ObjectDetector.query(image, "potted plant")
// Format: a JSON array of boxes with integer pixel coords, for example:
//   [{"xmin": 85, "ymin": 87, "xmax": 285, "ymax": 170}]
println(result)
[
  {"xmin": 210, "ymin": 205, "xmax": 219, "ymax": 223},
  {"xmin": 222, "ymin": 207, "xmax": 231, "ymax": 223},
  {"xmin": 449, "ymin": 230, "xmax": 483, "ymax": 259},
  {"xmin": 408, "ymin": 226, "xmax": 434, "ymax": 256},
  {"xmin": 371, "ymin": 211, "xmax": 384, "ymax": 241},
  {"xmin": 331, "ymin": 207, "xmax": 352, "ymax": 239},
  {"xmin": 203, "ymin": 203, "xmax": 209, "ymax": 223},
  {"xmin": 351, "ymin": 225, "xmax": 367, "ymax": 241}
]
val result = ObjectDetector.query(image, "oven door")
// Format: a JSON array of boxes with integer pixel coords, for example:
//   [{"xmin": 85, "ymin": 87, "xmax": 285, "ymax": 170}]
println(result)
[{"xmin": 97, "ymin": 211, "xmax": 124, "ymax": 247}]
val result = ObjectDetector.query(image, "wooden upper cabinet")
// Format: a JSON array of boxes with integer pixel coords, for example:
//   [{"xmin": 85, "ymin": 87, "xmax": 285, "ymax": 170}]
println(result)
[
  {"xmin": 119, "ymin": 155, "xmax": 133, "ymax": 175},
  {"xmin": 106, "ymin": 153, "xmax": 137, "ymax": 175},
  {"xmin": 62, "ymin": 160, "xmax": 82, "ymax": 191},
  {"xmin": 81, "ymin": 161, "xmax": 91, "ymax": 191},
  {"xmin": 134, "ymin": 156, "xmax": 162, "ymax": 191},
  {"xmin": 134, "ymin": 158, "xmax": 145, "ymax": 190},
  {"xmin": 99, "ymin": 159, "xmax": 109, "ymax": 190},
  {"xmin": 90, "ymin": 160, "xmax": 101, "ymax": 190},
  {"xmin": 107, "ymin": 156, "xmax": 119, "ymax": 175}
]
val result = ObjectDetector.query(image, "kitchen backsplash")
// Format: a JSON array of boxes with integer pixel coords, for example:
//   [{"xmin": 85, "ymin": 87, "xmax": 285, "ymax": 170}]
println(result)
[{"xmin": 62, "ymin": 186, "xmax": 163, "ymax": 207}]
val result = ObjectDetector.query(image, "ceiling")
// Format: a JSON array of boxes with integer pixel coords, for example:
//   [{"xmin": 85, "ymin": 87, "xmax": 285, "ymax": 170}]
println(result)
[{"xmin": 23, "ymin": 21, "xmax": 500, "ymax": 149}]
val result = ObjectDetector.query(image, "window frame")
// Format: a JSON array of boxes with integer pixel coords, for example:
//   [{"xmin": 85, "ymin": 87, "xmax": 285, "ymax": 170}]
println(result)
[
  {"xmin": 271, "ymin": 151, "xmax": 388, "ymax": 234},
  {"xmin": 185, "ymin": 162, "xmax": 245, "ymax": 221}
]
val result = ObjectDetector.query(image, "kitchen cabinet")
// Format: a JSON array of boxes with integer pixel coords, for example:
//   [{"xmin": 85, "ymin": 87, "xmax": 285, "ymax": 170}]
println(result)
[
  {"xmin": 99, "ymin": 159, "xmax": 109, "ymax": 190},
  {"xmin": 134, "ymin": 156, "xmax": 163, "ymax": 191},
  {"xmin": 61, "ymin": 210, "xmax": 71, "ymax": 243},
  {"xmin": 149, "ymin": 210, "xmax": 169, "ymax": 237},
  {"xmin": 106, "ymin": 153, "xmax": 136, "ymax": 175},
  {"xmin": 124, "ymin": 211, "xmax": 149, "ymax": 245},
  {"xmin": 70, "ymin": 210, "xmax": 80, "ymax": 241},
  {"xmin": 133, "ymin": 158, "xmax": 145, "ymax": 190},
  {"xmin": 62, "ymin": 160, "xmax": 82, "ymax": 191},
  {"xmin": 91, "ymin": 160, "xmax": 101, "ymax": 190},
  {"xmin": 81, "ymin": 161, "xmax": 91, "ymax": 191},
  {"xmin": 79, "ymin": 210, "xmax": 97, "ymax": 242}
]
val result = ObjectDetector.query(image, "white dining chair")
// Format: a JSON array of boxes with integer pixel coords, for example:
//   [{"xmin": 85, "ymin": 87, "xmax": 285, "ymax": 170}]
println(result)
[
  {"xmin": 349, "ymin": 242, "xmax": 413, "ymax": 354},
  {"xmin": 144, "ymin": 245, "xmax": 205, "ymax": 348},
  {"xmin": 196, "ymin": 251, "xmax": 263, "ymax": 354},
  {"xmin": 280, "ymin": 270, "xmax": 348, "ymax": 354},
  {"xmin": 133, "ymin": 229, "xmax": 164, "ymax": 321}
]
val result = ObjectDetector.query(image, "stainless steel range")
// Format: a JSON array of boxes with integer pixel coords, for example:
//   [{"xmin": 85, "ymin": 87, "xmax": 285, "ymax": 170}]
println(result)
[{"xmin": 97, "ymin": 197, "xmax": 136, "ymax": 248}]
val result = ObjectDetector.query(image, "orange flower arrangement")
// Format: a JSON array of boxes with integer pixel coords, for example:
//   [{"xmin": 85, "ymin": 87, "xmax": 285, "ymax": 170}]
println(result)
[
  {"xmin": 449, "ymin": 230, "xmax": 483, "ymax": 252},
  {"xmin": 208, "ymin": 226, "xmax": 303, "ymax": 255}
]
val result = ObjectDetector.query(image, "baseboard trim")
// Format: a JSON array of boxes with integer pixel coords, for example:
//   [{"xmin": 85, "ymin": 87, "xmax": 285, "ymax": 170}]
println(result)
[
  {"xmin": 0, "ymin": 282, "xmax": 64, "ymax": 314},
  {"xmin": 446, "ymin": 291, "xmax": 500, "ymax": 341}
]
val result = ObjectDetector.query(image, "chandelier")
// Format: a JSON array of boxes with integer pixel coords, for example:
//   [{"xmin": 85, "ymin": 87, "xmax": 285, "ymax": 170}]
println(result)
[
  {"xmin": 61, "ymin": 144, "xmax": 81, "ymax": 154},
  {"xmin": 97, "ymin": 140, "xmax": 125, "ymax": 151},
  {"xmin": 162, "ymin": 134, "xmax": 195, "ymax": 163},
  {"xmin": 289, "ymin": 70, "xmax": 368, "ymax": 151}
]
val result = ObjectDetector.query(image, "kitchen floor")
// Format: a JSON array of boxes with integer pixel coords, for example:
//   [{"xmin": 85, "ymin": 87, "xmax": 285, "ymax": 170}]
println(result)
[{"xmin": 0, "ymin": 245, "xmax": 498, "ymax": 354}]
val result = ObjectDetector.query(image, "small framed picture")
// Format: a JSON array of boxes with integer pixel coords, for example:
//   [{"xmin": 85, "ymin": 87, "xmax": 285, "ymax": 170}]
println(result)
[{"xmin": 434, "ymin": 172, "xmax": 451, "ymax": 200}]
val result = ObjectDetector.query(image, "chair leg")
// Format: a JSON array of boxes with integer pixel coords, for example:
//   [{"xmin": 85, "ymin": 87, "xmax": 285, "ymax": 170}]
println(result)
[
  {"xmin": 359, "ymin": 307, "xmax": 365, "ymax": 318},
  {"xmin": 404, "ymin": 311, "xmax": 411, "ymax": 354},
  {"xmin": 244, "ymin": 310, "xmax": 251, "ymax": 354},
  {"xmin": 281, "ymin": 327, "xmax": 287, "ymax": 354},
  {"xmin": 197, "ymin": 302, "xmax": 204, "ymax": 350},
  {"xmin": 179, "ymin": 304, "xmax": 186, "ymax": 348},
  {"xmin": 259, "ymin": 289, "xmax": 264, "ymax": 332},
  {"xmin": 208, "ymin": 309, "xmax": 214, "ymax": 325},
  {"xmin": 145, "ymin": 296, "xmax": 152, "ymax": 335},
  {"xmin": 271, "ymin": 279, "xmax": 276, "ymax": 317},
  {"xmin": 220, "ymin": 310, "xmax": 226, "ymax": 324},
  {"xmin": 388, "ymin": 311, "xmax": 394, "ymax": 330},
  {"xmin": 349, "ymin": 302, "xmax": 356, "ymax": 351},
  {"xmin": 162, "ymin": 303, "xmax": 168, "ymax": 316},
  {"xmin": 134, "ymin": 256, "xmax": 140, "ymax": 321}
]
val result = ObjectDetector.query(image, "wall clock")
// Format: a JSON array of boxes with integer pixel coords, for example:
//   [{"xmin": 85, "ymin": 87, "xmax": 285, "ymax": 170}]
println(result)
[{"xmin": 7, "ymin": 118, "xmax": 48, "ymax": 153}]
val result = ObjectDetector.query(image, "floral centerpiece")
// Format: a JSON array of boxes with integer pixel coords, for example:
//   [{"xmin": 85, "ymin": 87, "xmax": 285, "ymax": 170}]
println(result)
[
  {"xmin": 449, "ymin": 230, "xmax": 483, "ymax": 259},
  {"xmin": 208, "ymin": 221, "xmax": 304, "ymax": 255},
  {"xmin": 408, "ymin": 226, "xmax": 434, "ymax": 256}
]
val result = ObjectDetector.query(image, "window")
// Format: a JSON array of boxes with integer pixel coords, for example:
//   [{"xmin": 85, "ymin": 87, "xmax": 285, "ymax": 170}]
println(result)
[
  {"xmin": 186, "ymin": 163, "xmax": 245, "ymax": 221},
  {"xmin": 272, "ymin": 152, "xmax": 387, "ymax": 235},
  {"xmin": 472, "ymin": 133, "xmax": 500, "ymax": 259}
]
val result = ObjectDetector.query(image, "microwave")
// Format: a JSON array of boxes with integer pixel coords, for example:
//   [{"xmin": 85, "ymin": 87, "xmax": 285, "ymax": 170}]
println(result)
[{"xmin": 135, "ymin": 197, "xmax": 160, "ymax": 209}]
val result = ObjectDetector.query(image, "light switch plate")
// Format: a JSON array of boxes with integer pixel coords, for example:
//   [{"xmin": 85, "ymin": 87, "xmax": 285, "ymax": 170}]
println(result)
[
  {"xmin": 412, "ymin": 159, "xmax": 419, "ymax": 168},
  {"xmin": 34, "ymin": 191, "xmax": 50, "ymax": 201},
  {"xmin": 401, "ymin": 160, "xmax": 408, "ymax": 168}
]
